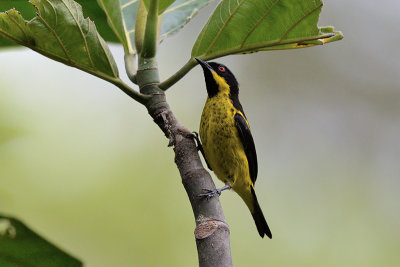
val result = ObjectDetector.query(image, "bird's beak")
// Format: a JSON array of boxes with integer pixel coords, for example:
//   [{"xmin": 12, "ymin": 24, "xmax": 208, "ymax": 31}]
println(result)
[
  {"xmin": 195, "ymin": 57, "xmax": 214, "ymax": 74},
  {"xmin": 195, "ymin": 57, "xmax": 219, "ymax": 97}
]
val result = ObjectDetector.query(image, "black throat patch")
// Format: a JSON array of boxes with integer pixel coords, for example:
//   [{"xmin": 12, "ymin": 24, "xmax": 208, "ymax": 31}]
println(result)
[{"xmin": 203, "ymin": 70, "xmax": 219, "ymax": 98}]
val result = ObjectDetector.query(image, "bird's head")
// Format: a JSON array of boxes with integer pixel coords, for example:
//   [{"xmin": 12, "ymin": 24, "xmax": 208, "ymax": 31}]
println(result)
[{"xmin": 195, "ymin": 58, "xmax": 238, "ymax": 98}]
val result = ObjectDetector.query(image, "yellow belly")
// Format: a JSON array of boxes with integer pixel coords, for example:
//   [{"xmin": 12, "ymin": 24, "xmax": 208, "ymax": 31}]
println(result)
[{"xmin": 199, "ymin": 94, "xmax": 253, "ymax": 192}]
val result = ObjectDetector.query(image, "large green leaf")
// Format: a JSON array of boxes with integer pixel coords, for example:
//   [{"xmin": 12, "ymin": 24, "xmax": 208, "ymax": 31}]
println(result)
[
  {"xmin": 0, "ymin": 0, "xmax": 119, "ymax": 80},
  {"xmin": 0, "ymin": 215, "xmax": 82, "ymax": 266},
  {"xmin": 75, "ymin": 0, "xmax": 119, "ymax": 43},
  {"xmin": 192, "ymin": 0, "xmax": 343, "ymax": 59},
  {"xmin": 0, "ymin": 0, "xmax": 118, "ymax": 48},
  {"xmin": 97, "ymin": 0, "xmax": 211, "ymax": 54},
  {"xmin": 96, "ymin": 0, "xmax": 138, "ymax": 54},
  {"xmin": 160, "ymin": 0, "xmax": 212, "ymax": 40}
]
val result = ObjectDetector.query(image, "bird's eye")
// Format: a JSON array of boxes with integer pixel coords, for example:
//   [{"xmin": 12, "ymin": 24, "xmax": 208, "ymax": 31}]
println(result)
[{"xmin": 218, "ymin": 66, "xmax": 226, "ymax": 72}]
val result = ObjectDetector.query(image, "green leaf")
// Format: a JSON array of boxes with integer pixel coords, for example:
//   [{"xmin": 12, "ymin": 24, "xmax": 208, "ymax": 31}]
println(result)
[
  {"xmin": 0, "ymin": 0, "xmax": 119, "ymax": 80},
  {"xmin": 0, "ymin": 215, "xmax": 82, "ymax": 266},
  {"xmin": 160, "ymin": 0, "xmax": 212, "ymax": 40},
  {"xmin": 0, "ymin": 0, "xmax": 118, "ymax": 48},
  {"xmin": 97, "ymin": 0, "xmax": 211, "ymax": 55},
  {"xmin": 77, "ymin": 0, "xmax": 119, "ymax": 43},
  {"xmin": 143, "ymin": 0, "xmax": 175, "ymax": 14},
  {"xmin": 192, "ymin": 0, "xmax": 343, "ymax": 60},
  {"xmin": 0, "ymin": 0, "xmax": 35, "ymax": 47},
  {"xmin": 96, "ymin": 0, "xmax": 138, "ymax": 54}
]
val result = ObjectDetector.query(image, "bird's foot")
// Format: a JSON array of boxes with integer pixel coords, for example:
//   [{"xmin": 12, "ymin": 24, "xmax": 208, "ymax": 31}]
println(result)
[
  {"xmin": 198, "ymin": 185, "xmax": 231, "ymax": 199},
  {"xmin": 198, "ymin": 188, "xmax": 222, "ymax": 199},
  {"xmin": 191, "ymin": 131, "xmax": 202, "ymax": 151},
  {"xmin": 191, "ymin": 132, "xmax": 213, "ymax": 170}
]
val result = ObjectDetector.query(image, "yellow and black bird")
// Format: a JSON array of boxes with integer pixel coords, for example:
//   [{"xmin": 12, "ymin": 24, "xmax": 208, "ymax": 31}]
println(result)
[{"xmin": 195, "ymin": 58, "xmax": 272, "ymax": 239}]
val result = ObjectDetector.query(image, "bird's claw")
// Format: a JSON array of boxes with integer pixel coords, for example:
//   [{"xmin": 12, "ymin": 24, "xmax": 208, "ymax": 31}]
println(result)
[
  {"xmin": 192, "ymin": 131, "xmax": 201, "ymax": 151},
  {"xmin": 192, "ymin": 131, "xmax": 199, "ymax": 139},
  {"xmin": 198, "ymin": 188, "xmax": 221, "ymax": 199},
  {"xmin": 191, "ymin": 131, "xmax": 213, "ymax": 171}
]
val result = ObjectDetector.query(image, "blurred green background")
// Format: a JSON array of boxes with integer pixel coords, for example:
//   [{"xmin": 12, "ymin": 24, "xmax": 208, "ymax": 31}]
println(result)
[{"xmin": 1, "ymin": 1, "xmax": 399, "ymax": 266}]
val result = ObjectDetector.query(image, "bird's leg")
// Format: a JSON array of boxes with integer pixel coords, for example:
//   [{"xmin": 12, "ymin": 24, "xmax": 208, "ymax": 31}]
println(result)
[
  {"xmin": 192, "ymin": 131, "xmax": 204, "ymax": 153},
  {"xmin": 191, "ymin": 132, "xmax": 212, "ymax": 171},
  {"xmin": 199, "ymin": 185, "xmax": 231, "ymax": 199}
]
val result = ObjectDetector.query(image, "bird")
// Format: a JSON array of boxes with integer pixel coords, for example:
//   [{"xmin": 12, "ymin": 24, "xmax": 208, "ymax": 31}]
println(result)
[{"xmin": 195, "ymin": 58, "xmax": 272, "ymax": 239}]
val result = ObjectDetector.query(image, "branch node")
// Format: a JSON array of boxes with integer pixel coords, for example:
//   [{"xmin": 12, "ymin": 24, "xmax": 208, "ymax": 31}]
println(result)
[{"xmin": 195, "ymin": 220, "xmax": 229, "ymax": 240}]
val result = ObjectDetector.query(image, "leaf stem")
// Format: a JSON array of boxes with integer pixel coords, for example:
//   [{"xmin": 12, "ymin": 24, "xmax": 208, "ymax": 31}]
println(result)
[
  {"xmin": 159, "ymin": 58, "xmax": 197, "ymax": 90},
  {"xmin": 141, "ymin": 0, "xmax": 159, "ymax": 58},
  {"xmin": 109, "ymin": 77, "xmax": 150, "ymax": 105},
  {"xmin": 135, "ymin": 0, "xmax": 147, "ymax": 55}
]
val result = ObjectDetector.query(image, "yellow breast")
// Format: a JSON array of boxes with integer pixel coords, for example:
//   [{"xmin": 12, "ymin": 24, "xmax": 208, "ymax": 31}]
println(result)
[{"xmin": 199, "ymin": 93, "xmax": 251, "ymax": 189}]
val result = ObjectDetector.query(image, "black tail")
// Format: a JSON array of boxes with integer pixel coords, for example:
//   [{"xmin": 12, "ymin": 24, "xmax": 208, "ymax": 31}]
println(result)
[{"xmin": 250, "ymin": 187, "xmax": 272, "ymax": 239}]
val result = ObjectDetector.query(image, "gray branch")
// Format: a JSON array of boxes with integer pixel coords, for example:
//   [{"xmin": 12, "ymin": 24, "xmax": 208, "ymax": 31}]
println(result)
[
  {"xmin": 145, "ymin": 92, "xmax": 233, "ymax": 267},
  {"xmin": 134, "ymin": 11, "xmax": 233, "ymax": 261}
]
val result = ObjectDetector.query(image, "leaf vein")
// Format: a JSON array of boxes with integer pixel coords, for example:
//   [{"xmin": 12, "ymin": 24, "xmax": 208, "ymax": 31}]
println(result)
[
  {"xmin": 219, "ymin": 4, "xmax": 224, "ymax": 25},
  {"xmin": 204, "ymin": 33, "xmax": 333, "ymax": 60},
  {"xmin": 36, "ymin": 14, "xmax": 71, "ymax": 62},
  {"xmin": 96, "ymin": 30, "xmax": 118, "ymax": 77},
  {"xmin": 61, "ymin": 0, "xmax": 94, "ymax": 69},
  {"xmin": 280, "ymin": 2, "xmax": 322, "ymax": 41},
  {"xmin": 43, "ymin": 0, "xmax": 58, "ymax": 26},
  {"xmin": 240, "ymin": 0, "xmax": 280, "ymax": 48},
  {"xmin": 193, "ymin": 13, "xmax": 213, "ymax": 56},
  {"xmin": 204, "ymin": 0, "xmax": 246, "ymax": 55},
  {"xmin": 97, "ymin": 0, "xmax": 125, "ymax": 47},
  {"xmin": 6, "ymin": 12, "xmax": 29, "ymax": 43}
]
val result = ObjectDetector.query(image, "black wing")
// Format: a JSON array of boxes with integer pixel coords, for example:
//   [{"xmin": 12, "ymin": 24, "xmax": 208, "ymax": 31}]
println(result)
[{"xmin": 234, "ymin": 113, "xmax": 258, "ymax": 183}]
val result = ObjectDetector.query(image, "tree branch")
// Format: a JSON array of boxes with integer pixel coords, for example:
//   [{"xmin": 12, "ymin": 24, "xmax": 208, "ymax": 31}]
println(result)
[
  {"xmin": 144, "ymin": 92, "xmax": 233, "ymax": 267},
  {"xmin": 133, "ymin": 1, "xmax": 233, "ymax": 264},
  {"xmin": 133, "ymin": 51, "xmax": 233, "ymax": 267}
]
